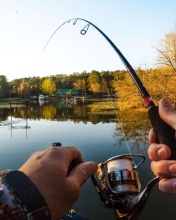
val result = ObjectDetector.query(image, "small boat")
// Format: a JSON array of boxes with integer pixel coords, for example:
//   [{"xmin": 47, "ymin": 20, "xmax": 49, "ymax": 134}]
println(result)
[{"xmin": 39, "ymin": 94, "xmax": 45, "ymax": 100}]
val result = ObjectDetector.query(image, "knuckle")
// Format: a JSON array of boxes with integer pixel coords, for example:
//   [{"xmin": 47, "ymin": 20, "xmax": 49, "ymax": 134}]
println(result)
[
  {"xmin": 30, "ymin": 151, "xmax": 42, "ymax": 159},
  {"xmin": 148, "ymin": 143, "xmax": 158, "ymax": 160},
  {"xmin": 45, "ymin": 146, "xmax": 62, "ymax": 155}
]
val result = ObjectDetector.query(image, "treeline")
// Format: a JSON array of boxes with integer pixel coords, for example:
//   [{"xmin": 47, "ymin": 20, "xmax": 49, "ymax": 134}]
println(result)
[
  {"xmin": 0, "ymin": 66, "xmax": 175, "ymax": 108},
  {"xmin": 114, "ymin": 67, "xmax": 176, "ymax": 109}
]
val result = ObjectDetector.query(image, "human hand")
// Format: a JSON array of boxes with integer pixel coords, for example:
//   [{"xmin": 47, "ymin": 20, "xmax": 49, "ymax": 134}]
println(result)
[
  {"xmin": 19, "ymin": 146, "xmax": 97, "ymax": 220},
  {"xmin": 148, "ymin": 97, "xmax": 176, "ymax": 194}
]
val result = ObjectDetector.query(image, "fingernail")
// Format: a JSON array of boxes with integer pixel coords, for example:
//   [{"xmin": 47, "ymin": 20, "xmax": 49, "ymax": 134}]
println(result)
[
  {"xmin": 160, "ymin": 180, "xmax": 176, "ymax": 192},
  {"xmin": 158, "ymin": 148, "xmax": 168, "ymax": 159},
  {"xmin": 161, "ymin": 98, "xmax": 171, "ymax": 108},
  {"xmin": 169, "ymin": 164, "xmax": 176, "ymax": 173}
]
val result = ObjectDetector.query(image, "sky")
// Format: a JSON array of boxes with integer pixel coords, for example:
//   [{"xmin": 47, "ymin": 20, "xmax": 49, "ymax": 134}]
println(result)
[{"xmin": 0, "ymin": 0, "xmax": 176, "ymax": 81}]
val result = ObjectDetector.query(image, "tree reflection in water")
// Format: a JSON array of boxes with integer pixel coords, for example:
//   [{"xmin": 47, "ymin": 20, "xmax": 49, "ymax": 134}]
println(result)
[
  {"xmin": 1, "ymin": 100, "xmax": 174, "ymax": 220},
  {"xmin": 113, "ymin": 108, "xmax": 151, "ymax": 152},
  {"xmin": 0, "ymin": 100, "xmax": 117, "ymax": 123},
  {"xmin": 0, "ymin": 99, "xmax": 152, "ymax": 152}
]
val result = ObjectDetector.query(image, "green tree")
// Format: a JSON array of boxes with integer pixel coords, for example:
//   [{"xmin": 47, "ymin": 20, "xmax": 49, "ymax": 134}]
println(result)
[
  {"xmin": 9, "ymin": 79, "xmax": 21, "ymax": 98},
  {"xmin": 0, "ymin": 75, "xmax": 9, "ymax": 98},
  {"xmin": 27, "ymin": 76, "xmax": 41, "ymax": 96},
  {"xmin": 79, "ymin": 71, "xmax": 89, "ymax": 95},
  {"xmin": 41, "ymin": 77, "xmax": 56, "ymax": 95}
]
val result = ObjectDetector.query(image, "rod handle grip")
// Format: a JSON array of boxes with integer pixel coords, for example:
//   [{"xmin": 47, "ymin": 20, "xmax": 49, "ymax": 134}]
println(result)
[{"xmin": 148, "ymin": 106, "xmax": 176, "ymax": 160}]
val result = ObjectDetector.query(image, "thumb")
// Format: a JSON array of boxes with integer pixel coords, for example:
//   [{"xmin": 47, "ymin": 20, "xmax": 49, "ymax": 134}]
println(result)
[
  {"xmin": 68, "ymin": 161, "xmax": 97, "ymax": 186},
  {"xmin": 159, "ymin": 97, "xmax": 176, "ymax": 130}
]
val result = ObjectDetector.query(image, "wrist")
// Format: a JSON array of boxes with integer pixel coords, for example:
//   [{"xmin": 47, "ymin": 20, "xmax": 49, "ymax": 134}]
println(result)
[{"xmin": 2, "ymin": 170, "xmax": 51, "ymax": 219}]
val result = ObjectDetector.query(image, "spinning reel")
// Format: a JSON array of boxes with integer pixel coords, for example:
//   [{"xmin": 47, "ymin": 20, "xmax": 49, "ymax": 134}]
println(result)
[{"xmin": 91, "ymin": 154, "xmax": 159, "ymax": 220}]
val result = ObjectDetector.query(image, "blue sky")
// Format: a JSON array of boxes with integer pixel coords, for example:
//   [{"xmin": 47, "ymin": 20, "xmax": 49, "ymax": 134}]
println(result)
[{"xmin": 0, "ymin": 0, "xmax": 175, "ymax": 81}]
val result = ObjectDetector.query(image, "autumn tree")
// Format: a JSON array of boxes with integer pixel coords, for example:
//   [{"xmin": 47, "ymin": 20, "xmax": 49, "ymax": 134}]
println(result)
[
  {"xmin": 100, "ymin": 71, "xmax": 115, "ymax": 97},
  {"xmin": 73, "ymin": 79, "xmax": 86, "ymax": 95},
  {"xmin": 155, "ymin": 26, "xmax": 176, "ymax": 73},
  {"xmin": 88, "ymin": 70, "xmax": 102, "ymax": 94},
  {"xmin": 18, "ymin": 79, "xmax": 28, "ymax": 99},
  {"xmin": 112, "ymin": 69, "xmax": 147, "ymax": 109},
  {"xmin": 154, "ymin": 26, "xmax": 176, "ymax": 106},
  {"xmin": 41, "ymin": 77, "xmax": 56, "ymax": 95}
]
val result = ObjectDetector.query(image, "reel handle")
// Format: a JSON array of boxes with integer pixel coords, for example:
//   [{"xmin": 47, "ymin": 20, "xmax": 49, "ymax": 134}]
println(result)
[{"xmin": 148, "ymin": 106, "xmax": 176, "ymax": 160}]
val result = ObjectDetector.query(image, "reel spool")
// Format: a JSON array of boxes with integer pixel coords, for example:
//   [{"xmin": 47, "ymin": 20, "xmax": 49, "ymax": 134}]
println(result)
[{"xmin": 91, "ymin": 154, "xmax": 145, "ymax": 215}]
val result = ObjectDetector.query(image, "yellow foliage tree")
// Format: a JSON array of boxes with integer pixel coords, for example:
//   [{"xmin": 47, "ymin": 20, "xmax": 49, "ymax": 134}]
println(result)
[{"xmin": 41, "ymin": 77, "xmax": 56, "ymax": 95}]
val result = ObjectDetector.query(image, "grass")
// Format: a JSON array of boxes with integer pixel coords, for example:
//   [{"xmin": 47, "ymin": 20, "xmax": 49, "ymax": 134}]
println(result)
[
  {"xmin": 0, "ymin": 100, "xmax": 25, "ymax": 108},
  {"xmin": 87, "ymin": 101, "xmax": 118, "ymax": 115}
]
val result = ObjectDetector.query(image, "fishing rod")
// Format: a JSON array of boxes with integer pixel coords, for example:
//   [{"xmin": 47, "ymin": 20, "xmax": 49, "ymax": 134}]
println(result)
[
  {"xmin": 43, "ymin": 17, "xmax": 176, "ymax": 159},
  {"xmin": 44, "ymin": 18, "xmax": 176, "ymax": 220}
]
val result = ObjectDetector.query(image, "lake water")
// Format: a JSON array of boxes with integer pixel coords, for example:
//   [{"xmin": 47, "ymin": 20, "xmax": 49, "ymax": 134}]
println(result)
[{"xmin": 0, "ymin": 99, "xmax": 176, "ymax": 220}]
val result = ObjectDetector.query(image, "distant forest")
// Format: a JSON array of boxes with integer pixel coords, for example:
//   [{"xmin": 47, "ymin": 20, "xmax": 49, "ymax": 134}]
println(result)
[{"xmin": 0, "ymin": 66, "xmax": 175, "ymax": 109}]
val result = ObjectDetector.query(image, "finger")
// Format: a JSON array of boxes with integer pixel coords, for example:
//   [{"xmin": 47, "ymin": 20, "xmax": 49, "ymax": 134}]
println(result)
[
  {"xmin": 159, "ymin": 97, "xmax": 176, "ymax": 130},
  {"xmin": 41, "ymin": 146, "xmax": 83, "ymax": 176},
  {"xmin": 151, "ymin": 160, "xmax": 176, "ymax": 177},
  {"xmin": 148, "ymin": 143, "xmax": 171, "ymax": 161},
  {"xmin": 61, "ymin": 146, "xmax": 83, "ymax": 163},
  {"xmin": 44, "ymin": 146, "xmax": 83, "ymax": 162},
  {"xmin": 159, "ymin": 178, "xmax": 176, "ymax": 194},
  {"xmin": 148, "ymin": 128, "xmax": 157, "ymax": 143},
  {"xmin": 68, "ymin": 161, "xmax": 98, "ymax": 186}
]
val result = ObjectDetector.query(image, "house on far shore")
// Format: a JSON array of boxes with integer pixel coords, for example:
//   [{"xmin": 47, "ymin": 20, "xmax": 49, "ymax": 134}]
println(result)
[{"xmin": 56, "ymin": 89, "xmax": 79, "ymax": 100}]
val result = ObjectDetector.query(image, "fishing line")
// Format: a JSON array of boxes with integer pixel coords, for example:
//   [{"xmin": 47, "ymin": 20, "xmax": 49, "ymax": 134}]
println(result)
[
  {"xmin": 42, "ymin": 18, "xmax": 136, "ymax": 162},
  {"xmin": 99, "ymin": 72, "xmax": 134, "ymax": 158},
  {"xmin": 107, "ymin": 158, "xmax": 132, "ymax": 172},
  {"xmin": 42, "ymin": 19, "xmax": 72, "ymax": 52}
]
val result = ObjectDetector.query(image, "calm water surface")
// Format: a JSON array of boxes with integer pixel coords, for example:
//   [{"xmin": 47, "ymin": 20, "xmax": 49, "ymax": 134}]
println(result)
[{"xmin": 0, "ymin": 100, "xmax": 175, "ymax": 220}]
